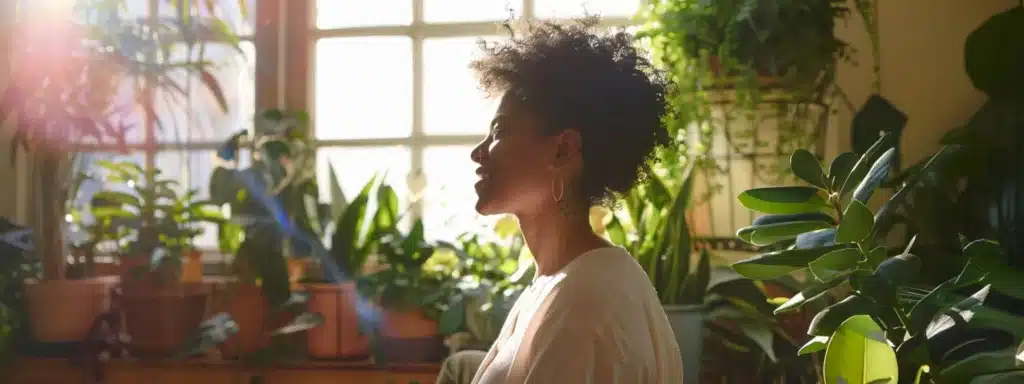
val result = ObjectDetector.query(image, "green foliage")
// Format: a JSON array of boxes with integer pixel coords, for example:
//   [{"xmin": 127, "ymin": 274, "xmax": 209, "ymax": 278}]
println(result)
[
  {"xmin": 733, "ymin": 134, "xmax": 1024, "ymax": 383},
  {"xmin": 81, "ymin": 160, "xmax": 224, "ymax": 282},
  {"xmin": 637, "ymin": 0, "xmax": 854, "ymax": 182}
]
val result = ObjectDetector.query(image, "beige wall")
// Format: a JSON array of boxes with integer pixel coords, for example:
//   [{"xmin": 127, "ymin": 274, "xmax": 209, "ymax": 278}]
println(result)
[{"xmin": 832, "ymin": 0, "xmax": 1019, "ymax": 166}]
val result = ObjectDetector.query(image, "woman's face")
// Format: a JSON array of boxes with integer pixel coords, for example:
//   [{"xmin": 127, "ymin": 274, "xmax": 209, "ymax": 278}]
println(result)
[{"xmin": 470, "ymin": 92, "xmax": 581, "ymax": 216}]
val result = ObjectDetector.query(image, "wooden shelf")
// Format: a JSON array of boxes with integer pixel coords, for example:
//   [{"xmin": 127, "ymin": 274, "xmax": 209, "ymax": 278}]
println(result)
[{"xmin": 11, "ymin": 358, "xmax": 440, "ymax": 384}]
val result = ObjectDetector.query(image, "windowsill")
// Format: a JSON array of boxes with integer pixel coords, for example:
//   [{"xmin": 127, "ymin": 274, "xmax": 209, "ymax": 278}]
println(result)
[{"xmin": 11, "ymin": 358, "xmax": 440, "ymax": 383}]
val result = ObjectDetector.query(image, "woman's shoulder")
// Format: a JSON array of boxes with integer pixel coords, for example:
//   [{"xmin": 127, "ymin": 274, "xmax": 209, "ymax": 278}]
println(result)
[{"xmin": 547, "ymin": 247, "xmax": 658, "ymax": 312}]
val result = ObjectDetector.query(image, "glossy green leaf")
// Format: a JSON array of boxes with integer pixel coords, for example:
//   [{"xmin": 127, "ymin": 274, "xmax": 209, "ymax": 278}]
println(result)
[
  {"xmin": 822, "ymin": 315, "xmax": 899, "ymax": 384},
  {"xmin": 926, "ymin": 284, "xmax": 990, "ymax": 339},
  {"xmin": 794, "ymin": 228, "xmax": 837, "ymax": 249},
  {"xmin": 852, "ymin": 148, "xmax": 896, "ymax": 203},
  {"xmin": 737, "ymin": 186, "xmax": 830, "ymax": 215},
  {"xmin": 872, "ymin": 252, "xmax": 921, "ymax": 286},
  {"xmin": 90, "ymin": 206, "xmax": 136, "ymax": 219},
  {"xmin": 809, "ymin": 248, "xmax": 863, "ymax": 282},
  {"xmin": 836, "ymin": 200, "xmax": 874, "ymax": 244},
  {"xmin": 176, "ymin": 312, "xmax": 239, "ymax": 358},
  {"xmin": 775, "ymin": 270, "xmax": 854, "ymax": 314},
  {"xmin": 731, "ymin": 245, "xmax": 847, "ymax": 280},
  {"xmin": 791, "ymin": 148, "xmax": 828, "ymax": 189},
  {"xmin": 746, "ymin": 220, "xmax": 834, "ymax": 246},
  {"xmin": 840, "ymin": 133, "xmax": 896, "ymax": 199},
  {"xmin": 828, "ymin": 152, "xmax": 859, "ymax": 191},
  {"xmin": 799, "ymin": 336, "xmax": 830, "ymax": 355},
  {"xmin": 808, "ymin": 295, "xmax": 878, "ymax": 337},
  {"xmin": 751, "ymin": 212, "xmax": 837, "ymax": 226},
  {"xmin": 939, "ymin": 350, "xmax": 1023, "ymax": 383}
]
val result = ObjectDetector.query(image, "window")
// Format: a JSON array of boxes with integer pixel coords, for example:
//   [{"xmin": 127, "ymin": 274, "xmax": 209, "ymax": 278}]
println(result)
[
  {"xmin": 310, "ymin": 1, "xmax": 641, "ymax": 241},
  {"xmin": 63, "ymin": 0, "xmax": 257, "ymax": 251}
]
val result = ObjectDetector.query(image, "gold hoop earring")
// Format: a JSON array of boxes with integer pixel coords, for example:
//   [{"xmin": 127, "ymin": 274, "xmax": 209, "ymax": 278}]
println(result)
[{"xmin": 551, "ymin": 174, "xmax": 564, "ymax": 203}]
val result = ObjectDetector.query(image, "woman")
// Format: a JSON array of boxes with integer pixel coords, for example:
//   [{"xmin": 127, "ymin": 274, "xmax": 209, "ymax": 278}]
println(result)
[{"xmin": 440, "ymin": 16, "xmax": 684, "ymax": 384}]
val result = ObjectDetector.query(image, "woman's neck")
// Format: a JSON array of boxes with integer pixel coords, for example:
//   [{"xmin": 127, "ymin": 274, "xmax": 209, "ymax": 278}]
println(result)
[{"xmin": 515, "ymin": 206, "xmax": 609, "ymax": 276}]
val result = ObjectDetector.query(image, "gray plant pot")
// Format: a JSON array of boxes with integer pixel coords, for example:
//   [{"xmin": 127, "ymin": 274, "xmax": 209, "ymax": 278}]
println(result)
[{"xmin": 663, "ymin": 304, "xmax": 705, "ymax": 384}]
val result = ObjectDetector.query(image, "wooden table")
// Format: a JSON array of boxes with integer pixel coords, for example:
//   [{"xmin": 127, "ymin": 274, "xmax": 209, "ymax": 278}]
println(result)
[{"xmin": 10, "ymin": 358, "xmax": 440, "ymax": 384}]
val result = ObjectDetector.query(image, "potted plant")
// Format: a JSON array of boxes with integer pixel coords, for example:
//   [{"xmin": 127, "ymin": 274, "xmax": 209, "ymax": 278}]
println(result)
[
  {"xmin": 2, "ymin": 0, "xmax": 236, "ymax": 346},
  {"xmin": 596, "ymin": 166, "xmax": 817, "ymax": 383},
  {"xmin": 638, "ymin": 0, "xmax": 857, "ymax": 183},
  {"xmin": 299, "ymin": 175, "xmax": 394, "ymax": 360},
  {"xmin": 731, "ymin": 134, "xmax": 1024, "ymax": 383},
  {"xmin": 207, "ymin": 108, "xmax": 338, "ymax": 357},
  {"xmin": 86, "ymin": 160, "xmax": 226, "ymax": 357},
  {"xmin": 0, "ymin": 218, "xmax": 41, "ymax": 374},
  {"xmin": 353, "ymin": 188, "xmax": 461, "ymax": 364},
  {"xmin": 433, "ymin": 224, "xmax": 534, "ymax": 354}
]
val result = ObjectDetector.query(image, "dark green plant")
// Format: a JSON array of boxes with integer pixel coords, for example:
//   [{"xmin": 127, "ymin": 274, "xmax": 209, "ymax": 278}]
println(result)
[
  {"xmin": 638, "ymin": 0, "xmax": 863, "ymax": 188},
  {"xmin": 208, "ymin": 108, "xmax": 335, "ymax": 260},
  {"xmin": 732, "ymin": 134, "xmax": 1024, "ymax": 383},
  {"xmin": 0, "ymin": 218, "xmax": 40, "ymax": 377},
  {"xmin": 434, "ymin": 224, "xmax": 534, "ymax": 350},
  {"xmin": 600, "ymin": 167, "xmax": 816, "ymax": 381},
  {"xmin": 86, "ymin": 160, "xmax": 225, "ymax": 284}
]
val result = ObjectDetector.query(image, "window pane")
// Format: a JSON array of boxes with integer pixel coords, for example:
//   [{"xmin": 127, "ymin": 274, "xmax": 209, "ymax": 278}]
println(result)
[
  {"xmin": 424, "ymin": 0, "xmax": 518, "ymax": 23},
  {"xmin": 316, "ymin": 0, "xmax": 412, "ymax": 29},
  {"xmin": 151, "ymin": 42, "xmax": 256, "ymax": 144},
  {"xmin": 315, "ymin": 37, "xmax": 413, "ymax": 140},
  {"xmin": 423, "ymin": 37, "xmax": 500, "ymax": 135},
  {"xmin": 422, "ymin": 145, "xmax": 498, "ymax": 241},
  {"xmin": 534, "ymin": 0, "xmax": 641, "ymax": 18},
  {"xmin": 316, "ymin": 146, "xmax": 412, "ymax": 209}
]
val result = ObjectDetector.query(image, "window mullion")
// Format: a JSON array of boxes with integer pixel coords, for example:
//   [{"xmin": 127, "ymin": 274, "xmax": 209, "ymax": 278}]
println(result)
[{"xmin": 410, "ymin": 0, "xmax": 426, "ymax": 218}]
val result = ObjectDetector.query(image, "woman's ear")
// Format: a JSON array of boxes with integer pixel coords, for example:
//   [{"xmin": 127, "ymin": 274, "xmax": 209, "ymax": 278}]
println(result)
[{"xmin": 550, "ymin": 129, "xmax": 583, "ymax": 169}]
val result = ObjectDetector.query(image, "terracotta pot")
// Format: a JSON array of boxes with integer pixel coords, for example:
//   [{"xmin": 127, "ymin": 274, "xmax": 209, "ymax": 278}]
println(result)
[
  {"xmin": 120, "ymin": 282, "xmax": 211, "ymax": 358},
  {"xmin": 376, "ymin": 308, "xmax": 445, "ymax": 363},
  {"xmin": 381, "ymin": 309, "xmax": 438, "ymax": 339},
  {"xmin": 217, "ymin": 284, "xmax": 269, "ymax": 358},
  {"xmin": 24, "ymin": 277, "xmax": 117, "ymax": 343},
  {"xmin": 305, "ymin": 282, "xmax": 370, "ymax": 359}
]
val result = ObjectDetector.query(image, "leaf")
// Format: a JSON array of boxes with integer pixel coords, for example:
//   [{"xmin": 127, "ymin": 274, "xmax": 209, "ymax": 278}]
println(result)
[
  {"xmin": 939, "ymin": 350, "xmax": 1023, "ymax": 383},
  {"xmin": 737, "ymin": 186, "xmax": 830, "ymax": 215},
  {"xmin": 438, "ymin": 296, "xmax": 466, "ymax": 336},
  {"xmin": 751, "ymin": 212, "xmax": 837, "ymax": 226},
  {"xmin": 926, "ymin": 284, "xmax": 991, "ymax": 339},
  {"xmin": 91, "ymin": 191, "xmax": 141, "ymax": 208},
  {"xmin": 799, "ymin": 336, "xmax": 830, "ymax": 355},
  {"xmin": 794, "ymin": 228, "xmax": 838, "ymax": 249},
  {"xmin": 836, "ymin": 200, "xmax": 874, "ymax": 244},
  {"xmin": 200, "ymin": 71, "xmax": 229, "ymax": 113},
  {"xmin": 822, "ymin": 315, "xmax": 899, "ymax": 384},
  {"xmin": 840, "ymin": 133, "xmax": 897, "ymax": 199},
  {"xmin": 739, "ymin": 321, "xmax": 778, "ymax": 362},
  {"xmin": 791, "ymin": 148, "xmax": 827, "ymax": 189},
  {"xmin": 828, "ymin": 152, "xmax": 860, "ymax": 191},
  {"xmin": 326, "ymin": 161, "xmax": 348, "ymax": 219},
  {"xmin": 852, "ymin": 148, "xmax": 897, "ymax": 203},
  {"xmin": 176, "ymin": 312, "xmax": 239, "ymax": 358},
  {"xmin": 731, "ymin": 245, "xmax": 848, "ymax": 280},
  {"xmin": 745, "ymin": 220, "xmax": 834, "ymax": 246},
  {"xmin": 809, "ymin": 248, "xmax": 863, "ymax": 282},
  {"xmin": 775, "ymin": 270, "xmax": 854, "ymax": 314},
  {"xmin": 808, "ymin": 295, "xmax": 878, "ymax": 337},
  {"xmin": 91, "ymin": 206, "xmax": 136, "ymax": 219},
  {"xmin": 271, "ymin": 312, "xmax": 325, "ymax": 335},
  {"xmin": 963, "ymin": 239, "xmax": 1004, "ymax": 271}
]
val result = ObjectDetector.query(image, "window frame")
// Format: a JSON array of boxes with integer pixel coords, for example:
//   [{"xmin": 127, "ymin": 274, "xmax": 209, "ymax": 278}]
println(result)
[{"xmin": 303, "ymin": 0, "xmax": 639, "ymax": 221}]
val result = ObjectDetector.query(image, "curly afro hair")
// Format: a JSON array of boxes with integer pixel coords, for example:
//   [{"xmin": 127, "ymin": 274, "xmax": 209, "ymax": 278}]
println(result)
[{"xmin": 471, "ymin": 16, "xmax": 672, "ymax": 208}]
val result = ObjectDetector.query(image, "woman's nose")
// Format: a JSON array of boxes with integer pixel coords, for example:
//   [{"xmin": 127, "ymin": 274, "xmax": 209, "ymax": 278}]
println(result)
[{"xmin": 470, "ymin": 141, "xmax": 487, "ymax": 164}]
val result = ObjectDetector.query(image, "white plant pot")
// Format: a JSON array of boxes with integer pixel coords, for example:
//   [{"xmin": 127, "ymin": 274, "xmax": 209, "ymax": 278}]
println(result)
[{"xmin": 663, "ymin": 304, "xmax": 705, "ymax": 384}]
